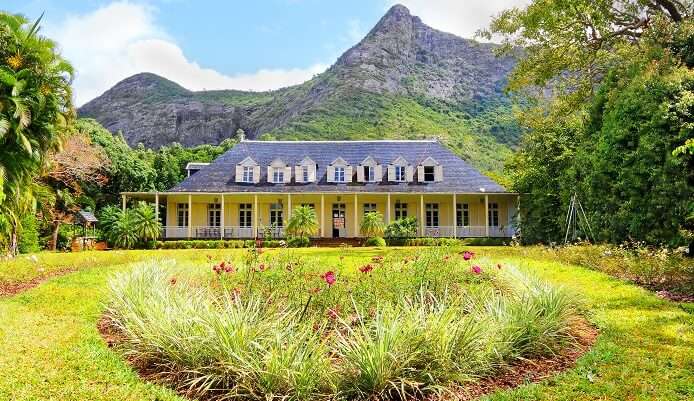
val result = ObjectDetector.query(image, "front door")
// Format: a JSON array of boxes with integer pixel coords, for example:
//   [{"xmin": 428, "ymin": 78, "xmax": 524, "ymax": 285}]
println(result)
[{"xmin": 332, "ymin": 203, "xmax": 346, "ymax": 238}]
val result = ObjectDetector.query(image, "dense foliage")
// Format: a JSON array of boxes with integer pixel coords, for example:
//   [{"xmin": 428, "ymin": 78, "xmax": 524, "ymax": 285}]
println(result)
[
  {"xmin": 105, "ymin": 248, "xmax": 582, "ymax": 400},
  {"xmin": 0, "ymin": 12, "xmax": 74, "ymax": 254},
  {"xmin": 99, "ymin": 202, "xmax": 162, "ymax": 249},
  {"xmin": 492, "ymin": 0, "xmax": 694, "ymax": 246}
]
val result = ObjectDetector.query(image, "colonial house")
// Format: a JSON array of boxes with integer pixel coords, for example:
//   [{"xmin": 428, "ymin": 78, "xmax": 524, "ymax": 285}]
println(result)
[{"xmin": 121, "ymin": 140, "xmax": 519, "ymax": 239}]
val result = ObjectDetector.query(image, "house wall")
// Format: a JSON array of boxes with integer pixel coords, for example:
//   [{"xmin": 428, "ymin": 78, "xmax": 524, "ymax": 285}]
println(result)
[{"xmin": 158, "ymin": 192, "xmax": 517, "ymax": 238}]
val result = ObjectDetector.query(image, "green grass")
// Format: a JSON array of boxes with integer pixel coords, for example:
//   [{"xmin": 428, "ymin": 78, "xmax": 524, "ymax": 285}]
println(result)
[{"xmin": 0, "ymin": 247, "xmax": 692, "ymax": 400}]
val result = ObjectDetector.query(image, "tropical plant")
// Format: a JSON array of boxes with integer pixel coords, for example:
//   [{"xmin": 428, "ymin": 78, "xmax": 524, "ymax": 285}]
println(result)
[
  {"xmin": 384, "ymin": 216, "xmax": 418, "ymax": 238},
  {"xmin": 131, "ymin": 201, "xmax": 161, "ymax": 244},
  {"xmin": 286, "ymin": 205, "xmax": 319, "ymax": 240},
  {"xmin": 360, "ymin": 211, "xmax": 385, "ymax": 238},
  {"xmin": 110, "ymin": 210, "xmax": 138, "ymax": 249},
  {"xmin": 0, "ymin": 12, "xmax": 74, "ymax": 255}
]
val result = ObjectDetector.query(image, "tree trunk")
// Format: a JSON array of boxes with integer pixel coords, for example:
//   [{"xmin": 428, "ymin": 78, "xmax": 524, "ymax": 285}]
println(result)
[
  {"xmin": 9, "ymin": 226, "xmax": 18, "ymax": 257},
  {"xmin": 51, "ymin": 221, "xmax": 61, "ymax": 251}
]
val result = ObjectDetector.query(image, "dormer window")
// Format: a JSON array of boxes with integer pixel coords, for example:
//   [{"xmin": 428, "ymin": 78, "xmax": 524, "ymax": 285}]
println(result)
[
  {"xmin": 272, "ymin": 167, "xmax": 284, "ymax": 183},
  {"xmin": 364, "ymin": 165, "xmax": 375, "ymax": 181},
  {"xmin": 417, "ymin": 157, "xmax": 443, "ymax": 183},
  {"xmin": 423, "ymin": 166, "xmax": 435, "ymax": 182},
  {"xmin": 334, "ymin": 166, "xmax": 346, "ymax": 182},
  {"xmin": 328, "ymin": 157, "xmax": 352, "ymax": 183},
  {"xmin": 295, "ymin": 156, "xmax": 316, "ymax": 183},
  {"xmin": 236, "ymin": 157, "xmax": 260, "ymax": 184},
  {"xmin": 243, "ymin": 166, "xmax": 254, "ymax": 183},
  {"xmin": 358, "ymin": 156, "xmax": 381, "ymax": 183},
  {"xmin": 302, "ymin": 167, "xmax": 309, "ymax": 182},
  {"xmin": 395, "ymin": 166, "xmax": 406, "ymax": 182}
]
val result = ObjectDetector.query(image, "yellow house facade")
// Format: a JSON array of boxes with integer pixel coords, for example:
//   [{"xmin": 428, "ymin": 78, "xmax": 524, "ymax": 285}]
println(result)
[{"xmin": 122, "ymin": 140, "xmax": 518, "ymax": 240}]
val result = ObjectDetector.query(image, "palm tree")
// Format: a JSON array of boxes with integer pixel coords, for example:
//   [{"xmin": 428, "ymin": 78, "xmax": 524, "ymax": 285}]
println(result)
[
  {"xmin": 361, "ymin": 211, "xmax": 385, "ymax": 238},
  {"xmin": 111, "ymin": 211, "xmax": 139, "ymax": 249},
  {"xmin": 286, "ymin": 205, "xmax": 319, "ymax": 240},
  {"xmin": 0, "ymin": 12, "xmax": 74, "ymax": 255},
  {"xmin": 132, "ymin": 201, "xmax": 161, "ymax": 243}
]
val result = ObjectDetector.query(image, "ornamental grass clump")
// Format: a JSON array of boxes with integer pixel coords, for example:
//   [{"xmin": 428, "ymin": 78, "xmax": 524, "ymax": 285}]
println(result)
[{"xmin": 104, "ymin": 248, "xmax": 585, "ymax": 401}]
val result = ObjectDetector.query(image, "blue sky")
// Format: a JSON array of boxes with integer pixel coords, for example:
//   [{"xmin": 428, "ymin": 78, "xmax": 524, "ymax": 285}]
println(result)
[{"xmin": 3, "ymin": 0, "xmax": 527, "ymax": 105}]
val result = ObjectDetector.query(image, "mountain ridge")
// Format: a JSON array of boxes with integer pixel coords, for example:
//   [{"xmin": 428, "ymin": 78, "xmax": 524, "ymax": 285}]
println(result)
[{"xmin": 78, "ymin": 4, "xmax": 518, "ymax": 172}]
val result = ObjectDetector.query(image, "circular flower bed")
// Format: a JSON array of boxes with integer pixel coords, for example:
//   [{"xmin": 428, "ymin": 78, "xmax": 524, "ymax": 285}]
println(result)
[{"xmin": 102, "ymin": 248, "xmax": 592, "ymax": 400}]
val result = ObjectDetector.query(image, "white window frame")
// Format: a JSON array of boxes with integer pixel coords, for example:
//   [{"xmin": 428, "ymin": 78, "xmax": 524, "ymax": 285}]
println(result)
[
  {"xmin": 239, "ymin": 203, "xmax": 252, "ymax": 228},
  {"xmin": 425, "ymin": 203, "xmax": 439, "ymax": 228},
  {"xmin": 302, "ymin": 167, "xmax": 309, "ymax": 182},
  {"xmin": 395, "ymin": 166, "xmax": 406, "ymax": 182},
  {"xmin": 423, "ymin": 166, "xmax": 435, "ymax": 182},
  {"xmin": 456, "ymin": 203, "xmax": 469, "ymax": 227},
  {"xmin": 270, "ymin": 203, "xmax": 284, "ymax": 227},
  {"xmin": 177, "ymin": 203, "xmax": 189, "ymax": 227},
  {"xmin": 242, "ymin": 166, "xmax": 254, "ymax": 183},
  {"xmin": 272, "ymin": 167, "xmax": 284, "ymax": 183},
  {"xmin": 363, "ymin": 203, "xmax": 377, "ymax": 215},
  {"xmin": 208, "ymin": 203, "xmax": 221, "ymax": 227},
  {"xmin": 488, "ymin": 202, "xmax": 499, "ymax": 227},
  {"xmin": 334, "ymin": 166, "xmax": 346, "ymax": 183},
  {"xmin": 395, "ymin": 202, "xmax": 407, "ymax": 219}
]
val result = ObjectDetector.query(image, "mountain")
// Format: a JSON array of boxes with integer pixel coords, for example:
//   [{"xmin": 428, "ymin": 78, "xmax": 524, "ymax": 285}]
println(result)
[{"xmin": 78, "ymin": 4, "xmax": 518, "ymax": 173}]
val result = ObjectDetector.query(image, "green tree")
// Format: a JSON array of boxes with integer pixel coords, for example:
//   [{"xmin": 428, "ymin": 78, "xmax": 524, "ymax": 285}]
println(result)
[
  {"xmin": 286, "ymin": 205, "xmax": 319, "ymax": 240},
  {"xmin": 111, "ymin": 210, "xmax": 138, "ymax": 249},
  {"xmin": 360, "ymin": 211, "xmax": 385, "ymax": 238},
  {"xmin": 0, "ymin": 12, "xmax": 74, "ymax": 255}
]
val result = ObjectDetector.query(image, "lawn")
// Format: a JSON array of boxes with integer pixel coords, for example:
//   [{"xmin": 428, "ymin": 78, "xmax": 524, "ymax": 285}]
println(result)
[{"xmin": 0, "ymin": 247, "xmax": 692, "ymax": 400}]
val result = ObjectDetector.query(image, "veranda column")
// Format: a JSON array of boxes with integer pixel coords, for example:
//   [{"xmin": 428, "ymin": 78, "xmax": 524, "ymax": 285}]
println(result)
[
  {"xmin": 121, "ymin": 194, "xmax": 126, "ymax": 212},
  {"xmin": 287, "ymin": 193, "xmax": 292, "ymax": 221},
  {"xmin": 420, "ymin": 194, "xmax": 425, "ymax": 237},
  {"xmin": 320, "ymin": 194, "xmax": 325, "ymax": 238},
  {"xmin": 254, "ymin": 194, "xmax": 259, "ymax": 238},
  {"xmin": 484, "ymin": 194, "xmax": 489, "ymax": 237},
  {"xmin": 154, "ymin": 193, "xmax": 160, "ymax": 239},
  {"xmin": 353, "ymin": 193, "xmax": 358, "ymax": 237},
  {"xmin": 187, "ymin": 194, "xmax": 192, "ymax": 238},
  {"xmin": 386, "ymin": 193, "xmax": 391, "ymax": 225},
  {"xmin": 452, "ymin": 193, "xmax": 457, "ymax": 239},
  {"xmin": 220, "ymin": 194, "xmax": 225, "ymax": 240}
]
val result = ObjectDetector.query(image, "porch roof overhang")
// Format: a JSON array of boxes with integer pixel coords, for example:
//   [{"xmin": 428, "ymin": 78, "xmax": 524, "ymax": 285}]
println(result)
[{"xmin": 121, "ymin": 191, "xmax": 521, "ymax": 197}]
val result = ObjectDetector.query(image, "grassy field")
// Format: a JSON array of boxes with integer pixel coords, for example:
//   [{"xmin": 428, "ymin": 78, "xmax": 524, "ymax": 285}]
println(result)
[{"xmin": 0, "ymin": 247, "xmax": 692, "ymax": 400}]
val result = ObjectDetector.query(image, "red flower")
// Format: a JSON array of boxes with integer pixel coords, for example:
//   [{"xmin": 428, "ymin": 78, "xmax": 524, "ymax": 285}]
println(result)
[
  {"xmin": 212, "ymin": 264, "xmax": 222, "ymax": 274},
  {"xmin": 443, "ymin": 255, "xmax": 451, "ymax": 261},
  {"xmin": 359, "ymin": 264, "xmax": 374, "ymax": 274},
  {"xmin": 471, "ymin": 265, "xmax": 482, "ymax": 274},
  {"xmin": 321, "ymin": 271, "xmax": 336, "ymax": 286},
  {"xmin": 256, "ymin": 263, "xmax": 267, "ymax": 272},
  {"xmin": 327, "ymin": 307, "xmax": 340, "ymax": 320},
  {"xmin": 223, "ymin": 263, "xmax": 235, "ymax": 273},
  {"xmin": 371, "ymin": 255, "xmax": 384, "ymax": 263},
  {"xmin": 462, "ymin": 251, "xmax": 474, "ymax": 261}
]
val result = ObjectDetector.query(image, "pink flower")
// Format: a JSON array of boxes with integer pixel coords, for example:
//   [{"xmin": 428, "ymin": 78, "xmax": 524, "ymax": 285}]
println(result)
[
  {"xmin": 256, "ymin": 263, "xmax": 267, "ymax": 272},
  {"xmin": 327, "ymin": 307, "xmax": 340, "ymax": 320},
  {"xmin": 321, "ymin": 271, "xmax": 336, "ymax": 287},
  {"xmin": 462, "ymin": 251, "xmax": 474, "ymax": 261},
  {"xmin": 359, "ymin": 264, "xmax": 374, "ymax": 274},
  {"xmin": 372, "ymin": 255, "xmax": 384, "ymax": 263},
  {"xmin": 471, "ymin": 265, "xmax": 482, "ymax": 274}
]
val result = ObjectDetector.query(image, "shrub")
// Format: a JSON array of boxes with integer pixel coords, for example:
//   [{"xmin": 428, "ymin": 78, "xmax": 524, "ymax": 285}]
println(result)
[
  {"xmin": 360, "ymin": 212, "xmax": 385, "ymax": 238},
  {"xmin": 363, "ymin": 236, "xmax": 386, "ymax": 247},
  {"xmin": 105, "ymin": 249, "xmax": 583, "ymax": 400},
  {"xmin": 18, "ymin": 214, "xmax": 40, "ymax": 253},
  {"xmin": 384, "ymin": 217, "xmax": 417, "ymax": 238},
  {"xmin": 287, "ymin": 236, "xmax": 310, "ymax": 247}
]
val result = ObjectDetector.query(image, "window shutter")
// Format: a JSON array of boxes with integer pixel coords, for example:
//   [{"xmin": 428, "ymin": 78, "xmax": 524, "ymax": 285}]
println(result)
[
  {"xmin": 253, "ymin": 166, "xmax": 261, "ymax": 183},
  {"xmin": 294, "ymin": 166, "xmax": 303, "ymax": 183},
  {"xmin": 345, "ymin": 166, "xmax": 353, "ymax": 182},
  {"xmin": 387, "ymin": 165, "xmax": 395, "ymax": 181},
  {"xmin": 417, "ymin": 166, "xmax": 424, "ymax": 182},
  {"xmin": 375, "ymin": 165, "xmax": 383, "ymax": 182},
  {"xmin": 406, "ymin": 166, "xmax": 414, "ymax": 182},
  {"xmin": 284, "ymin": 166, "xmax": 292, "ymax": 183},
  {"xmin": 308, "ymin": 166, "xmax": 316, "ymax": 182},
  {"xmin": 235, "ymin": 165, "xmax": 244, "ymax": 182},
  {"xmin": 434, "ymin": 165, "xmax": 443, "ymax": 182},
  {"xmin": 267, "ymin": 166, "xmax": 274, "ymax": 183},
  {"xmin": 357, "ymin": 166, "xmax": 364, "ymax": 182},
  {"xmin": 327, "ymin": 166, "xmax": 335, "ymax": 183}
]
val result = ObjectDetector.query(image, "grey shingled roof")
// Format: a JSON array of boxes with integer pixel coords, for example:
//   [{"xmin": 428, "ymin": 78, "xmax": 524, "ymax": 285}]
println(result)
[
  {"xmin": 171, "ymin": 140, "xmax": 508, "ymax": 193},
  {"xmin": 76, "ymin": 210, "xmax": 98, "ymax": 223}
]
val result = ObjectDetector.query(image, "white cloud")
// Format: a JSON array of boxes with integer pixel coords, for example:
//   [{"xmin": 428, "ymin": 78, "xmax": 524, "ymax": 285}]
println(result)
[
  {"xmin": 46, "ymin": 2, "xmax": 328, "ymax": 106},
  {"xmin": 384, "ymin": 0, "xmax": 531, "ymax": 40}
]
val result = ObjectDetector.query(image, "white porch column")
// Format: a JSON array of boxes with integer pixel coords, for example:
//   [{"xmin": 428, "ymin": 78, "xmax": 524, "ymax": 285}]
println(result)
[
  {"xmin": 484, "ymin": 194, "xmax": 489, "ymax": 237},
  {"xmin": 254, "ymin": 194, "xmax": 259, "ymax": 238},
  {"xmin": 220, "ymin": 194, "xmax": 225, "ymax": 240},
  {"xmin": 453, "ymin": 193, "xmax": 457, "ymax": 239},
  {"xmin": 353, "ymin": 193, "xmax": 358, "ymax": 237},
  {"xmin": 187, "ymin": 194, "xmax": 192, "ymax": 238},
  {"xmin": 121, "ymin": 194, "xmax": 126, "ymax": 212},
  {"xmin": 320, "ymin": 194, "xmax": 325, "ymax": 238},
  {"xmin": 287, "ymin": 193, "xmax": 292, "ymax": 221},
  {"xmin": 420, "ymin": 194, "xmax": 425, "ymax": 236},
  {"xmin": 154, "ymin": 193, "xmax": 160, "ymax": 239},
  {"xmin": 386, "ymin": 193, "xmax": 391, "ymax": 225}
]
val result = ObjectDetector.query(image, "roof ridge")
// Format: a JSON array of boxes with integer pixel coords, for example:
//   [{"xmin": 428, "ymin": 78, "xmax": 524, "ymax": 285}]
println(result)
[{"xmin": 240, "ymin": 139, "xmax": 438, "ymax": 144}]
